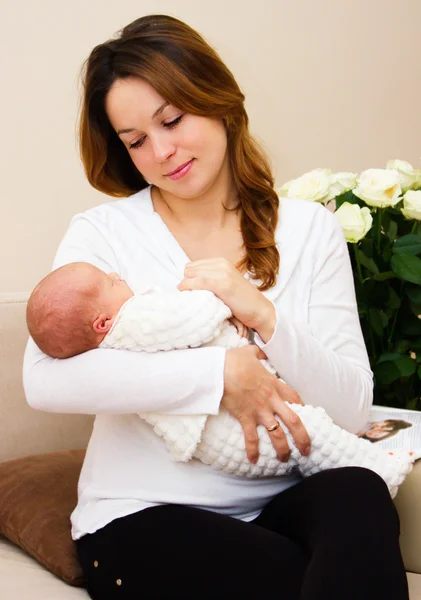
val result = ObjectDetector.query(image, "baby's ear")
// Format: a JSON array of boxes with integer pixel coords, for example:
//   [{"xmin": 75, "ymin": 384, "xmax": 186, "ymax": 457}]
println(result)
[{"xmin": 92, "ymin": 316, "xmax": 114, "ymax": 334}]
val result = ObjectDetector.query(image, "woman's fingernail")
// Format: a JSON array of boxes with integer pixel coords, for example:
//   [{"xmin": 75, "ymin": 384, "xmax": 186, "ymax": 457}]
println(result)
[{"xmin": 303, "ymin": 446, "xmax": 311, "ymax": 456}]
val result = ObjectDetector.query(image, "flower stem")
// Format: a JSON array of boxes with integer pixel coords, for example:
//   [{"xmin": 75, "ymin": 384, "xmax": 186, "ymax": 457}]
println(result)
[
  {"xmin": 388, "ymin": 281, "xmax": 404, "ymax": 350},
  {"xmin": 411, "ymin": 221, "xmax": 417, "ymax": 234},
  {"xmin": 353, "ymin": 244, "xmax": 363, "ymax": 283},
  {"xmin": 376, "ymin": 209, "xmax": 382, "ymax": 253}
]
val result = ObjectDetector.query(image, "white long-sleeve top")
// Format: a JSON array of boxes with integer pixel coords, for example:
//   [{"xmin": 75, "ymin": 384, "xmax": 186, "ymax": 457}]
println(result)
[{"xmin": 23, "ymin": 186, "xmax": 373, "ymax": 539}]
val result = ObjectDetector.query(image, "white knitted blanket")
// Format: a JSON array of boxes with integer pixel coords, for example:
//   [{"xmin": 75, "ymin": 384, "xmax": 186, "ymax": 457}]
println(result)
[{"xmin": 100, "ymin": 289, "xmax": 418, "ymax": 498}]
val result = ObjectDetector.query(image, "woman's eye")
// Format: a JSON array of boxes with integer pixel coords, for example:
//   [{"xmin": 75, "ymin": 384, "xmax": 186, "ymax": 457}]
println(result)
[
  {"xmin": 164, "ymin": 115, "xmax": 183, "ymax": 129},
  {"xmin": 129, "ymin": 137, "xmax": 146, "ymax": 149},
  {"xmin": 128, "ymin": 115, "xmax": 183, "ymax": 150}
]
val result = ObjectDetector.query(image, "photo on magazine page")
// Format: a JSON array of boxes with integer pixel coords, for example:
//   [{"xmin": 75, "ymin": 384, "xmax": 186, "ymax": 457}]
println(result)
[{"xmin": 357, "ymin": 405, "xmax": 421, "ymax": 454}]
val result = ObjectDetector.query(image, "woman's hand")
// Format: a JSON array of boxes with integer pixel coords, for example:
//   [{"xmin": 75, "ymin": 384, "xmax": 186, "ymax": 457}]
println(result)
[
  {"xmin": 222, "ymin": 345, "xmax": 311, "ymax": 464},
  {"xmin": 178, "ymin": 258, "xmax": 276, "ymax": 338}
]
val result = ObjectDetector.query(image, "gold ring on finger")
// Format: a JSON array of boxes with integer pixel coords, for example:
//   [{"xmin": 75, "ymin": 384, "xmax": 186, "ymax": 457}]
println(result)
[{"xmin": 266, "ymin": 422, "xmax": 281, "ymax": 432}]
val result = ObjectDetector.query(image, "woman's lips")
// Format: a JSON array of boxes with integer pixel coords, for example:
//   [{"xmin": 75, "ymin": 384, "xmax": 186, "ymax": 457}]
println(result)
[{"xmin": 166, "ymin": 159, "xmax": 195, "ymax": 180}]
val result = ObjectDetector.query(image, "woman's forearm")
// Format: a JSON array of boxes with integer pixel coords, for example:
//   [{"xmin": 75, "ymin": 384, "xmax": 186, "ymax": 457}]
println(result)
[
  {"xmin": 252, "ymin": 298, "xmax": 277, "ymax": 343},
  {"xmin": 23, "ymin": 337, "xmax": 226, "ymax": 416},
  {"xmin": 254, "ymin": 310, "xmax": 373, "ymax": 433}
]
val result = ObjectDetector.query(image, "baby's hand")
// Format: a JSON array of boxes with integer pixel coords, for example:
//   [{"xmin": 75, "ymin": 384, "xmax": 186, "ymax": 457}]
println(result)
[{"xmin": 229, "ymin": 317, "xmax": 249, "ymax": 339}]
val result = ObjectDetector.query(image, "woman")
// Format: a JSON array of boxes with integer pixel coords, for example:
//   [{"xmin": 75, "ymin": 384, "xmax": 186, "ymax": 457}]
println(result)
[
  {"xmin": 360, "ymin": 419, "xmax": 413, "ymax": 442},
  {"xmin": 23, "ymin": 14, "xmax": 409, "ymax": 599}
]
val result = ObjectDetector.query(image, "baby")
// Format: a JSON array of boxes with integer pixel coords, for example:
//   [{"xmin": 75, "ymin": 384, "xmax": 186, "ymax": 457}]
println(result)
[
  {"xmin": 26, "ymin": 262, "xmax": 417, "ymax": 498},
  {"xmin": 26, "ymin": 262, "xmax": 248, "ymax": 359}
]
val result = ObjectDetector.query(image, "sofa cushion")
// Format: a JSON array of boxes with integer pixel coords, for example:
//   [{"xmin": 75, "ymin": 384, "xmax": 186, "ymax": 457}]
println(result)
[
  {"xmin": 0, "ymin": 448, "xmax": 85, "ymax": 586},
  {"xmin": 407, "ymin": 572, "xmax": 421, "ymax": 599},
  {"xmin": 395, "ymin": 460, "xmax": 421, "ymax": 574},
  {"xmin": 0, "ymin": 537, "xmax": 88, "ymax": 598}
]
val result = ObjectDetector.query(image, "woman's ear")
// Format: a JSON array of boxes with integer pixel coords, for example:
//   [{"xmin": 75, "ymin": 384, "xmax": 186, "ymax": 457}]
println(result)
[{"xmin": 92, "ymin": 316, "xmax": 114, "ymax": 335}]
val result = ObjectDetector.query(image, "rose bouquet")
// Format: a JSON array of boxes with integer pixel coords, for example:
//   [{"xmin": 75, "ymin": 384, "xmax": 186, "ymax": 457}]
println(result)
[{"xmin": 279, "ymin": 160, "xmax": 421, "ymax": 410}]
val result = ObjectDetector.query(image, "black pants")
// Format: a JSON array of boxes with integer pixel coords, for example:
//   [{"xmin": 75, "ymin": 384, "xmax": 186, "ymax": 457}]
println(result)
[{"xmin": 76, "ymin": 467, "xmax": 409, "ymax": 599}]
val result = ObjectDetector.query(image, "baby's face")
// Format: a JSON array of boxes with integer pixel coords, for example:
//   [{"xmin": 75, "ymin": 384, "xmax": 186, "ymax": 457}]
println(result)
[{"xmin": 98, "ymin": 271, "xmax": 134, "ymax": 315}]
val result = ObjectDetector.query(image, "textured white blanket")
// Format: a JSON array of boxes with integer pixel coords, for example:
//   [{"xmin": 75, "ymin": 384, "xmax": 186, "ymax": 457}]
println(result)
[{"xmin": 100, "ymin": 289, "xmax": 417, "ymax": 498}]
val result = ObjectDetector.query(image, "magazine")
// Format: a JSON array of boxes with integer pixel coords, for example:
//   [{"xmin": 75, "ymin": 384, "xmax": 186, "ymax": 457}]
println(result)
[{"xmin": 357, "ymin": 405, "xmax": 421, "ymax": 457}]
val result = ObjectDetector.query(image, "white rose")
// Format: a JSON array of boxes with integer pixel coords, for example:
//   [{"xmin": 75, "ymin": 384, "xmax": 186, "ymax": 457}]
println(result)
[
  {"xmin": 334, "ymin": 202, "xmax": 373, "ymax": 243},
  {"xmin": 278, "ymin": 169, "xmax": 332, "ymax": 203},
  {"xmin": 401, "ymin": 190, "xmax": 421, "ymax": 221},
  {"xmin": 386, "ymin": 159, "xmax": 421, "ymax": 192},
  {"xmin": 353, "ymin": 168, "xmax": 402, "ymax": 208},
  {"xmin": 329, "ymin": 172, "xmax": 358, "ymax": 197}
]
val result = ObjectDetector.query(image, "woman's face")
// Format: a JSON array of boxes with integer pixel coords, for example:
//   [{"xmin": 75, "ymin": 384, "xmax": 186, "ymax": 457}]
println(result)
[
  {"xmin": 365, "ymin": 428, "xmax": 393, "ymax": 440},
  {"xmin": 364, "ymin": 421, "xmax": 393, "ymax": 440},
  {"xmin": 105, "ymin": 77, "xmax": 230, "ymax": 198}
]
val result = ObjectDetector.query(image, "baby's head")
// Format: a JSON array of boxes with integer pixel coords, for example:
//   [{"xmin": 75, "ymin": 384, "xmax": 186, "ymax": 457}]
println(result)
[{"xmin": 26, "ymin": 262, "xmax": 133, "ymax": 358}]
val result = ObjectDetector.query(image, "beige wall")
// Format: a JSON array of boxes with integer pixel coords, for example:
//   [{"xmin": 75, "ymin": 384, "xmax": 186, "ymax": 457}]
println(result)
[{"xmin": 1, "ymin": 0, "xmax": 420, "ymax": 293}]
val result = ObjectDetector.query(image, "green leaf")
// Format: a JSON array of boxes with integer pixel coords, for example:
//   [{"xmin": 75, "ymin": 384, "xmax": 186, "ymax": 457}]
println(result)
[
  {"xmin": 395, "ymin": 356, "xmax": 417, "ymax": 377},
  {"xmin": 358, "ymin": 250, "xmax": 380, "ymax": 275},
  {"xmin": 372, "ymin": 271, "xmax": 396, "ymax": 282},
  {"xmin": 410, "ymin": 302, "xmax": 421, "ymax": 318},
  {"xmin": 386, "ymin": 205, "xmax": 405, "ymax": 217},
  {"xmin": 382, "ymin": 247, "xmax": 393, "ymax": 264},
  {"xmin": 369, "ymin": 308, "xmax": 387, "ymax": 335},
  {"xmin": 375, "ymin": 362, "xmax": 401, "ymax": 385},
  {"xmin": 418, "ymin": 366, "xmax": 421, "ymax": 379},
  {"xmin": 380, "ymin": 311, "xmax": 389, "ymax": 327},
  {"xmin": 394, "ymin": 340, "xmax": 412, "ymax": 354},
  {"xmin": 377, "ymin": 352, "xmax": 402, "ymax": 364},
  {"xmin": 394, "ymin": 339, "xmax": 411, "ymax": 353},
  {"xmin": 387, "ymin": 220, "xmax": 398, "ymax": 242},
  {"xmin": 335, "ymin": 190, "xmax": 360, "ymax": 209},
  {"xmin": 360, "ymin": 238, "xmax": 375, "ymax": 258},
  {"xmin": 406, "ymin": 286, "xmax": 421, "ymax": 304},
  {"xmin": 386, "ymin": 287, "xmax": 401, "ymax": 310},
  {"xmin": 392, "ymin": 235, "xmax": 421, "ymax": 256},
  {"xmin": 391, "ymin": 254, "xmax": 421, "ymax": 284},
  {"xmin": 413, "ymin": 221, "xmax": 421, "ymax": 236}
]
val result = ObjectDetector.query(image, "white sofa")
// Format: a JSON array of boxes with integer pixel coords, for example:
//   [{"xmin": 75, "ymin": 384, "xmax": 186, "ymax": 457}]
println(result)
[{"xmin": 1, "ymin": 292, "xmax": 421, "ymax": 599}]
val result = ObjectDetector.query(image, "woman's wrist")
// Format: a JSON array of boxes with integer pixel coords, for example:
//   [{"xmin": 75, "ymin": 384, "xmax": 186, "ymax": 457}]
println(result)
[{"xmin": 252, "ymin": 299, "xmax": 276, "ymax": 343}]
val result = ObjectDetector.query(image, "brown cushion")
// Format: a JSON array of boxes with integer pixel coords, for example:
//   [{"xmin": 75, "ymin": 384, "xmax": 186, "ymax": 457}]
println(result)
[{"xmin": 0, "ymin": 449, "xmax": 86, "ymax": 586}]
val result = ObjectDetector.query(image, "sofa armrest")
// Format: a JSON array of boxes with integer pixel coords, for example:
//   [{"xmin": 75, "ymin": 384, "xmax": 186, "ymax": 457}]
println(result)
[
  {"xmin": 0, "ymin": 293, "xmax": 94, "ymax": 462},
  {"xmin": 394, "ymin": 460, "xmax": 421, "ymax": 574}
]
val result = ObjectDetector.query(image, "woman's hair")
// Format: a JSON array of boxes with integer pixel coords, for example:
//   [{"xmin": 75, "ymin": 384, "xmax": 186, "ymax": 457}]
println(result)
[
  {"xmin": 79, "ymin": 14, "xmax": 279, "ymax": 290},
  {"xmin": 384, "ymin": 419, "xmax": 412, "ymax": 432}
]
